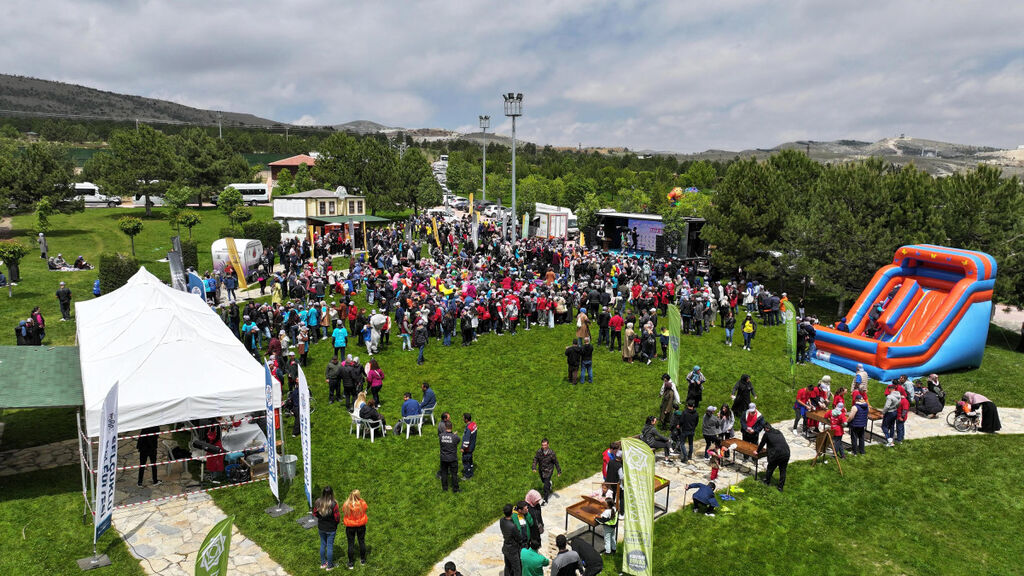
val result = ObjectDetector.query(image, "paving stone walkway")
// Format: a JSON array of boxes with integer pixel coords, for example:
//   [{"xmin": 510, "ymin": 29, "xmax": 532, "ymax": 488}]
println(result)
[
  {"xmin": 113, "ymin": 491, "xmax": 288, "ymax": 576},
  {"xmin": 429, "ymin": 407, "xmax": 1024, "ymax": 576},
  {"xmin": 0, "ymin": 437, "xmax": 79, "ymax": 476}
]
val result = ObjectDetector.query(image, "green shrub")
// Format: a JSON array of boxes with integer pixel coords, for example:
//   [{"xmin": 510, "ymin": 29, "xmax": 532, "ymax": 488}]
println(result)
[
  {"xmin": 180, "ymin": 240, "xmax": 198, "ymax": 270},
  {"xmin": 219, "ymin": 226, "xmax": 242, "ymax": 239},
  {"xmin": 99, "ymin": 252, "xmax": 139, "ymax": 294},
  {"xmin": 242, "ymin": 220, "xmax": 282, "ymax": 250}
]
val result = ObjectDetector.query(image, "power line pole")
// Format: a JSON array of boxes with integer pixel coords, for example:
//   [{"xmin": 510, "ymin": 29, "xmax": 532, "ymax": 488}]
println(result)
[{"xmin": 217, "ymin": 112, "xmax": 223, "ymax": 139}]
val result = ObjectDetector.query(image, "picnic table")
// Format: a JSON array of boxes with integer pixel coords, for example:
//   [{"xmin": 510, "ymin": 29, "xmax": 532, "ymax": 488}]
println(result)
[
  {"xmin": 566, "ymin": 475, "xmax": 671, "ymax": 546},
  {"xmin": 720, "ymin": 438, "xmax": 766, "ymax": 477}
]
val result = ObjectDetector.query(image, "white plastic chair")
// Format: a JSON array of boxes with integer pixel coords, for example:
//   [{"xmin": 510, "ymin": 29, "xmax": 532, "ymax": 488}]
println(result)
[
  {"xmin": 421, "ymin": 406, "xmax": 436, "ymax": 426},
  {"xmin": 400, "ymin": 414, "xmax": 424, "ymax": 439},
  {"xmin": 362, "ymin": 418, "xmax": 386, "ymax": 442}
]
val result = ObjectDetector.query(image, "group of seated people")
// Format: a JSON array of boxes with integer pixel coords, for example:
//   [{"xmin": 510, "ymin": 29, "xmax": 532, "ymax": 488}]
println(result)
[
  {"xmin": 48, "ymin": 253, "xmax": 92, "ymax": 271},
  {"xmin": 351, "ymin": 382, "xmax": 437, "ymax": 437}
]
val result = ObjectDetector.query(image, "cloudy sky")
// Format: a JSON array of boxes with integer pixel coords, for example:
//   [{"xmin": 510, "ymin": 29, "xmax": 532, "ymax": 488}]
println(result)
[{"xmin": 2, "ymin": 0, "xmax": 1023, "ymax": 152}]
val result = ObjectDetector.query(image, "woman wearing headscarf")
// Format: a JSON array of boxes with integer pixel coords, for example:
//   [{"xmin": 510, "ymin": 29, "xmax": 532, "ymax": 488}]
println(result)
[
  {"xmin": 524, "ymin": 489, "xmax": 545, "ymax": 549},
  {"xmin": 962, "ymin": 392, "xmax": 1001, "ymax": 433},
  {"xmin": 658, "ymin": 374, "xmax": 680, "ymax": 430},
  {"xmin": 741, "ymin": 403, "xmax": 765, "ymax": 447},
  {"xmin": 730, "ymin": 374, "xmax": 757, "ymax": 422},
  {"xmin": 622, "ymin": 322, "xmax": 636, "ymax": 363}
]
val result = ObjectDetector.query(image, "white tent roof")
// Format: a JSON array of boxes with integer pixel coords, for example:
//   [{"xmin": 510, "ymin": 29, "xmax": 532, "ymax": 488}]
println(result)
[{"xmin": 78, "ymin": 267, "xmax": 280, "ymax": 436}]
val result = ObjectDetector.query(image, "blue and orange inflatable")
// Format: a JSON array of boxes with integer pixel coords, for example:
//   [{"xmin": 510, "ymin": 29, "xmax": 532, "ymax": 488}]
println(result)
[{"xmin": 813, "ymin": 244, "xmax": 996, "ymax": 381}]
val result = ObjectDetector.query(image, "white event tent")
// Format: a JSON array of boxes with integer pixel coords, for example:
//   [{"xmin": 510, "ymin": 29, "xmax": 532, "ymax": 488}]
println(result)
[{"xmin": 78, "ymin": 267, "xmax": 280, "ymax": 437}]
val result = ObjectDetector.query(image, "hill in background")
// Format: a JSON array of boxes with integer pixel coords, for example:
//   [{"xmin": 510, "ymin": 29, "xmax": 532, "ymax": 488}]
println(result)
[
  {"xmin": 0, "ymin": 74, "xmax": 280, "ymax": 127},
  {"xmin": 2, "ymin": 74, "xmax": 1022, "ymax": 176}
]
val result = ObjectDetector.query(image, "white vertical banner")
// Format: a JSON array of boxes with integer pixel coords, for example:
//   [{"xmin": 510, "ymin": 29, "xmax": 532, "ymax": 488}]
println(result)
[
  {"xmin": 264, "ymin": 362, "xmax": 279, "ymax": 500},
  {"xmin": 94, "ymin": 382, "xmax": 119, "ymax": 543},
  {"xmin": 298, "ymin": 365, "xmax": 312, "ymax": 509}
]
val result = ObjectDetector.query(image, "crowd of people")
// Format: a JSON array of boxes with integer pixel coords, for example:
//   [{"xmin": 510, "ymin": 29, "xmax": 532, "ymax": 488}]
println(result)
[
  {"xmin": 198, "ymin": 213, "xmax": 1006, "ymax": 574},
  {"xmin": 16, "ymin": 210, "xmax": 1008, "ymax": 574}
]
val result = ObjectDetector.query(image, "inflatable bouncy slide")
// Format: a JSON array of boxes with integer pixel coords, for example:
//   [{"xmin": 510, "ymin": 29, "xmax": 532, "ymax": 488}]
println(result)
[{"xmin": 813, "ymin": 245, "xmax": 996, "ymax": 381}]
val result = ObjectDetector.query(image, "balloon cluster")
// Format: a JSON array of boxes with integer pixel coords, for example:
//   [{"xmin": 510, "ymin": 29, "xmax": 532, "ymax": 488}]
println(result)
[{"xmin": 667, "ymin": 187, "xmax": 683, "ymax": 206}]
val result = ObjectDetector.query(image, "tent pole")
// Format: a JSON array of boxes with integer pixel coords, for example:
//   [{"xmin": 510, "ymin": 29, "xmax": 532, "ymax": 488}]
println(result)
[{"xmin": 77, "ymin": 410, "xmax": 88, "ymax": 524}]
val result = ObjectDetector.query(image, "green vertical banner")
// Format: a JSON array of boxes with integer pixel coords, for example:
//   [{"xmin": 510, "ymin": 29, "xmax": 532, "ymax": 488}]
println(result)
[
  {"xmin": 195, "ymin": 515, "xmax": 234, "ymax": 576},
  {"xmin": 667, "ymin": 304, "xmax": 682, "ymax": 387},
  {"xmin": 620, "ymin": 437, "xmax": 654, "ymax": 576},
  {"xmin": 783, "ymin": 300, "xmax": 797, "ymax": 376}
]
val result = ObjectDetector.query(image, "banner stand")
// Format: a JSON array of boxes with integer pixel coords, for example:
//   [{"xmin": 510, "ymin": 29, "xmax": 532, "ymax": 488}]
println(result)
[
  {"xmin": 296, "ymin": 514, "xmax": 317, "ymax": 529},
  {"xmin": 264, "ymin": 501, "xmax": 293, "ymax": 517},
  {"xmin": 77, "ymin": 552, "xmax": 111, "ymax": 571}
]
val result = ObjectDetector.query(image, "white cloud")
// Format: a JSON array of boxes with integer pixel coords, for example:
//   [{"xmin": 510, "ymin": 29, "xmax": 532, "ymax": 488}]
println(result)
[
  {"xmin": 291, "ymin": 114, "xmax": 318, "ymax": 126},
  {"xmin": 0, "ymin": 1, "xmax": 1022, "ymax": 151}
]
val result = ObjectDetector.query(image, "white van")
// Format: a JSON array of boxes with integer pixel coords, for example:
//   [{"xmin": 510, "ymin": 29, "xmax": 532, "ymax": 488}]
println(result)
[
  {"xmin": 224, "ymin": 183, "xmax": 270, "ymax": 206},
  {"xmin": 210, "ymin": 238, "xmax": 264, "ymax": 281},
  {"xmin": 133, "ymin": 193, "xmax": 165, "ymax": 208},
  {"xmin": 73, "ymin": 182, "xmax": 122, "ymax": 208}
]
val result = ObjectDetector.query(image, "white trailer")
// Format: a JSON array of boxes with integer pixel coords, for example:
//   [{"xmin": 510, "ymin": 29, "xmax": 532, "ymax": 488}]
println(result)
[{"xmin": 210, "ymin": 238, "xmax": 263, "ymax": 280}]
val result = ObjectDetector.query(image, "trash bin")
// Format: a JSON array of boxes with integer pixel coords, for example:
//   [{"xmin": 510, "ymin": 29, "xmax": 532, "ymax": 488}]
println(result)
[{"xmin": 279, "ymin": 454, "xmax": 298, "ymax": 481}]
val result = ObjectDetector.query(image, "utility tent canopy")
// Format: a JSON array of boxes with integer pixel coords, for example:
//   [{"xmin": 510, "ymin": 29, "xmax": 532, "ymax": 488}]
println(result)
[{"xmin": 77, "ymin": 267, "xmax": 279, "ymax": 437}]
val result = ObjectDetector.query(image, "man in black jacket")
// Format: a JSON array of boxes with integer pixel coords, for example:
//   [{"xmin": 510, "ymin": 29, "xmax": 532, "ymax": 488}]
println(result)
[
  {"xmin": 136, "ymin": 426, "xmax": 162, "ymax": 487},
  {"xmin": 675, "ymin": 402, "xmax": 699, "ymax": 463},
  {"xmin": 532, "ymin": 439, "xmax": 562, "ymax": 503},
  {"xmin": 439, "ymin": 421, "xmax": 460, "ymax": 492},
  {"xmin": 597, "ymin": 306, "xmax": 611, "ymax": 346},
  {"xmin": 564, "ymin": 341, "xmax": 582, "ymax": 384},
  {"xmin": 578, "ymin": 337, "xmax": 594, "ymax": 384},
  {"xmin": 340, "ymin": 358, "xmax": 358, "ymax": 411},
  {"xmin": 324, "ymin": 357, "xmax": 344, "ymax": 404},
  {"xmin": 499, "ymin": 503, "xmax": 523, "ymax": 576},
  {"xmin": 757, "ymin": 422, "xmax": 791, "ymax": 492}
]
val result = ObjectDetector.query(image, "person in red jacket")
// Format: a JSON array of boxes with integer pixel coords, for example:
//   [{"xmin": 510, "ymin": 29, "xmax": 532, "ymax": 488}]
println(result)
[
  {"xmin": 829, "ymin": 404, "xmax": 847, "ymax": 459},
  {"xmin": 608, "ymin": 312, "xmax": 624, "ymax": 352},
  {"xmin": 896, "ymin": 394, "xmax": 911, "ymax": 444},
  {"xmin": 793, "ymin": 383, "xmax": 815, "ymax": 435}
]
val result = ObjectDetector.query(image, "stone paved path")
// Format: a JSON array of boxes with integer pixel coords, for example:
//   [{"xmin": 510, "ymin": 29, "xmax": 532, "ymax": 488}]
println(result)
[
  {"xmin": 429, "ymin": 407, "xmax": 1024, "ymax": 576},
  {"xmin": 0, "ymin": 437, "xmax": 79, "ymax": 476},
  {"xmin": 113, "ymin": 491, "xmax": 289, "ymax": 576}
]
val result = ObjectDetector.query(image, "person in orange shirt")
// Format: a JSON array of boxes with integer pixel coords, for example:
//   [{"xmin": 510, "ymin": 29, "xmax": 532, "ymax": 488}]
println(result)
[{"xmin": 342, "ymin": 489, "xmax": 369, "ymax": 569}]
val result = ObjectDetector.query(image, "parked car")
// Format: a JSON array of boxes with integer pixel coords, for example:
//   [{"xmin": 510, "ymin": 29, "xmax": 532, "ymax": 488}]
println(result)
[
  {"xmin": 451, "ymin": 197, "xmax": 470, "ymax": 210},
  {"xmin": 73, "ymin": 183, "xmax": 121, "ymax": 208}
]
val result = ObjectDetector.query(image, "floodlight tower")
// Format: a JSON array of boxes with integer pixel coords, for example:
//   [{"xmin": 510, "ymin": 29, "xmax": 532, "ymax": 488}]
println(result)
[
  {"xmin": 479, "ymin": 115, "xmax": 490, "ymax": 201},
  {"xmin": 502, "ymin": 92, "xmax": 523, "ymax": 241}
]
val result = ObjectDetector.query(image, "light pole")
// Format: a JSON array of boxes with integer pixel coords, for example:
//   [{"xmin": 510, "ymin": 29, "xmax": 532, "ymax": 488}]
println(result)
[
  {"xmin": 479, "ymin": 115, "xmax": 490, "ymax": 202},
  {"xmin": 502, "ymin": 92, "xmax": 523, "ymax": 242}
]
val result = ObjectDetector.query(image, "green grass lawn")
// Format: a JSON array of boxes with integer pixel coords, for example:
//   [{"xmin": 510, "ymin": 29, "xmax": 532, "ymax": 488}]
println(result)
[
  {"xmin": 2, "ymin": 210, "xmax": 1024, "ymax": 575},
  {"xmin": 0, "ymin": 465, "xmax": 146, "ymax": 576},
  {"xmin": 634, "ymin": 434, "xmax": 1024, "ymax": 576},
  {"xmin": 208, "ymin": 294, "xmax": 1024, "ymax": 576},
  {"xmin": 1, "ymin": 205, "xmax": 270, "ymax": 347}
]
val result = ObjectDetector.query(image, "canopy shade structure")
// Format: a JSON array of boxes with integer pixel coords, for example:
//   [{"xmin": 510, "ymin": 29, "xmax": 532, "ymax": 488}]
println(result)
[
  {"xmin": 77, "ymin": 267, "xmax": 280, "ymax": 437},
  {"xmin": 310, "ymin": 214, "xmax": 390, "ymax": 224},
  {"xmin": 0, "ymin": 346, "xmax": 84, "ymax": 408}
]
